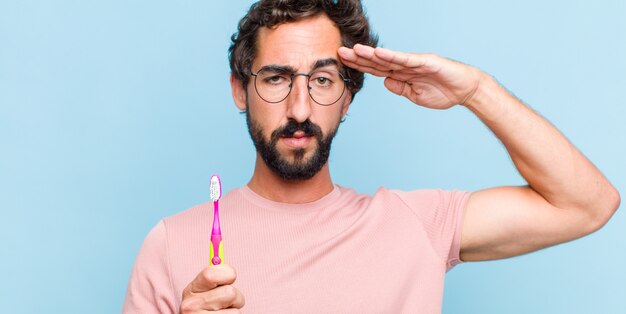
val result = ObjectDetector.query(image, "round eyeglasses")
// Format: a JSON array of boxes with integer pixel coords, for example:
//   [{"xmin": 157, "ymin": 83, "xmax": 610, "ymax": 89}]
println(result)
[{"xmin": 249, "ymin": 68, "xmax": 350, "ymax": 106}]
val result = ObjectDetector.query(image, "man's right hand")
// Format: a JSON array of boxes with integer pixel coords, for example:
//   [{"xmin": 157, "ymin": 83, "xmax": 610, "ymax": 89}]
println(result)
[{"xmin": 180, "ymin": 264, "xmax": 245, "ymax": 313}]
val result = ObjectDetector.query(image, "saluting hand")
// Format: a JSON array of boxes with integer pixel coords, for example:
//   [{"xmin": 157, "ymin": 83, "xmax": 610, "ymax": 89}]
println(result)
[{"xmin": 338, "ymin": 44, "xmax": 484, "ymax": 110}]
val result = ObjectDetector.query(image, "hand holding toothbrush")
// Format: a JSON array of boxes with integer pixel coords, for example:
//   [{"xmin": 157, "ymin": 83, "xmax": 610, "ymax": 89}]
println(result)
[
  {"xmin": 180, "ymin": 264, "xmax": 246, "ymax": 312},
  {"xmin": 180, "ymin": 175, "xmax": 245, "ymax": 312}
]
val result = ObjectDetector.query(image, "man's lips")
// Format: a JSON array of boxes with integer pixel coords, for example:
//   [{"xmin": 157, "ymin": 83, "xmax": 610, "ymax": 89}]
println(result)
[{"xmin": 280, "ymin": 131, "xmax": 314, "ymax": 148}]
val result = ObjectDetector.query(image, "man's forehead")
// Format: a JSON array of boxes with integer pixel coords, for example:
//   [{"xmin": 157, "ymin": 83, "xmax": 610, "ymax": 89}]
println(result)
[{"xmin": 253, "ymin": 15, "xmax": 342, "ymax": 71}]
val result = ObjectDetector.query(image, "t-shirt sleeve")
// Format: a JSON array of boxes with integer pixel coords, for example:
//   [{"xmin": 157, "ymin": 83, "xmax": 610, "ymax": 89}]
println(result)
[
  {"xmin": 122, "ymin": 220, "xmax": 177, "ymax": 314},
  {"xmin": 392, "ymin": 189, "xmax": 471, "ymax": 271}
]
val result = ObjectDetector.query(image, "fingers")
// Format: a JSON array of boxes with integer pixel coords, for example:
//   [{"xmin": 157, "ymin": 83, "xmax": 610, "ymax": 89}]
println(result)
[
  {"xmin": 338, "ymin": 46, "xmax": 391, "ymax": 77},
  {"xmin": 384, "ymin": 77, "xmax": 435, "ymax": 107},
  {"xmin": 374, "ymin": 46, "xmax": 428, "ymax": 68},
  {"xmin": 383, "ymin": 77, "xmax": 407, "ymax": 96},
  {"xmin": 339, "ymin": 44, "xmax": 404, "ymax": 76},
  {"xmin": 338, "ymin": 44, "xmax": 434, "ymax": 77},
  {"xmin": 181, "ymin": 286, "xmax": 245, "ymax": 313},
  {"xmin": 188, "ymin": 264, "xmax": 237, "ymax": 293},
  {"xmin": 181, "ymin": 285, "xmax": 245, "ymax": 312},
  {"xmin": 209, "ymin": 309, "xmax": 243, "ymax": 314},
  {"xmin": 353, "ymin": 44, "xmax": 412, "ymax": 71},
  {"xmin": 181, "ymin": 264, "xmax": 245, "ymax": 313}
]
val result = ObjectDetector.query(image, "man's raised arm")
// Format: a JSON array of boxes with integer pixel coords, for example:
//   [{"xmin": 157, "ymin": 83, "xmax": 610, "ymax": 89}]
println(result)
[{"xmin": 338, "ymin": 44, "xmax": 620, "ymax": 261}]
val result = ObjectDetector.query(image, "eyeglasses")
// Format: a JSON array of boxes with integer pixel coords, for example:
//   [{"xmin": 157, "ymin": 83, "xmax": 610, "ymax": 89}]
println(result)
[{"xmin": 249, "ymin": 68, "xmax": 350, "ymax": 106}]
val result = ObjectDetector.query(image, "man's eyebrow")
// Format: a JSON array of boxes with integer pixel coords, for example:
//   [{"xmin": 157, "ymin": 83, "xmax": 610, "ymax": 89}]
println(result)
[
  {"xmin": 256, "ymin": 64, "xmax": 297, "ymax": 73},
  {"xmin": 255, "ymin": 58, "xmax": 339, "ymax": 74},
  {"xmin": 311, "ymin": 58, "xmax": 340, "ymax": 71}
]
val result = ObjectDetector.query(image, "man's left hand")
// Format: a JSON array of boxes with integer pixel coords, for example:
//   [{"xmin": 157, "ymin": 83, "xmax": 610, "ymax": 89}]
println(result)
[{"xmin": 338, "ymin": 44, "xmax": 483, "ymax": 110}]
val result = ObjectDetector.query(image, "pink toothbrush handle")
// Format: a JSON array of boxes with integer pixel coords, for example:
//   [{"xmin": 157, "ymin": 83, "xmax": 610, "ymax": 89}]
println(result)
[{"xmin": 210, "ymin": 200, "xmax": 223, "ymax": 265}]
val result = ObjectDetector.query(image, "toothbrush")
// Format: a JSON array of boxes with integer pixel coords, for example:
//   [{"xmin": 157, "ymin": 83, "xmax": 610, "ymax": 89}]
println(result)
[{"xmin": 209, "ymin": 174, "xmax": 224, "ymax": 266}]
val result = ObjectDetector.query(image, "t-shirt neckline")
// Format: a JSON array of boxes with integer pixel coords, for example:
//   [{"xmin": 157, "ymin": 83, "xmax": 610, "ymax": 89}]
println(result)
[{"xmin": 240, "ymin": 184, "xmax": 342, "ymax": 212}]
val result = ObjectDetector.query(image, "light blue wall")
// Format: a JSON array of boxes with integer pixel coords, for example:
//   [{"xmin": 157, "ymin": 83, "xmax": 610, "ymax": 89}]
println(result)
[{"xmin": 1, "ymin": 1, "xmax": 624, "ymax": 313}]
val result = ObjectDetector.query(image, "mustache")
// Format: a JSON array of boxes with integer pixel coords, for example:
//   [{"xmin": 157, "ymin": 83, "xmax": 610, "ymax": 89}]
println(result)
[{"xmin": 270, "ymin": 119, "xmax": 323, "ymax": 142}]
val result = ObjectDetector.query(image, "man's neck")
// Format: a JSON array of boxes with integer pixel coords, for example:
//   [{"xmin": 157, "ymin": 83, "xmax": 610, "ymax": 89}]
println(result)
[{"xmin": 247, "ymin": 155, "xmax": 335, "ymax": 204}]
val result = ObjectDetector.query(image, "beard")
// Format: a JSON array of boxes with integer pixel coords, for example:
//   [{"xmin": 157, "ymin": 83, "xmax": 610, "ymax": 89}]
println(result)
[{"xmin": 246, "ymin": 110, "xmax": 339, "ymax": 181}]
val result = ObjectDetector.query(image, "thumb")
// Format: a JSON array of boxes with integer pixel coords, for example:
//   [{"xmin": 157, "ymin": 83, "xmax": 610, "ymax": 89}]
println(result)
[{"xmin": 384, "ymin": 77, "xmax": 408, "ymax": 96}]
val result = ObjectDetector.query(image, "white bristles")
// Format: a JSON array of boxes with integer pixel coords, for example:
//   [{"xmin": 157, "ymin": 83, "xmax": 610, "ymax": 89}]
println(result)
[{"xmin": 210, "ymin": 175, "xmax": 222, "ymax": 201}]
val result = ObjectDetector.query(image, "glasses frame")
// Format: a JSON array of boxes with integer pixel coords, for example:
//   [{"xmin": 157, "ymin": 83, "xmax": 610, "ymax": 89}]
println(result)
[{"xmin": 249, "ymin": 68, "xmax": 351, "ymax": 106}]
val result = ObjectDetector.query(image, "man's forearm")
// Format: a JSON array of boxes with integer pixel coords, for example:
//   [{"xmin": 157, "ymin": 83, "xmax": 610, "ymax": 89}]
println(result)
[{"xmin": 463, "ymin": 73, "xmax": 619, "ymax": 223}]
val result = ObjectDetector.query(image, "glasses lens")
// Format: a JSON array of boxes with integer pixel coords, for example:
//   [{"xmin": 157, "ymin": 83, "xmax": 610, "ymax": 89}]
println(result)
[
  {"xmin": 253, "ymin": 68, "xmax": 346, "ymax": 105},
  {"xmin": 308, "ymin": 70, "xmax": 345, "ymax": 106},
  {"xmin": 255, "ymin": 69, "xmax": 292, "ymax": 103}
]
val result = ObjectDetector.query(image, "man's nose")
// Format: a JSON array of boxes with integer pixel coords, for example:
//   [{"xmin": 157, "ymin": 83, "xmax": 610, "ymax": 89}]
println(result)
[{"xmin": 286, "ymin": 75, "xmax": 312, "ymax": 123}]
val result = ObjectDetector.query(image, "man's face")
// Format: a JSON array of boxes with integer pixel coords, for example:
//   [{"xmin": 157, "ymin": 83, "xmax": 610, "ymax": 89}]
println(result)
[{"xmin": 239, "ymin": 14, "xmax": 351, "ymax": 180}]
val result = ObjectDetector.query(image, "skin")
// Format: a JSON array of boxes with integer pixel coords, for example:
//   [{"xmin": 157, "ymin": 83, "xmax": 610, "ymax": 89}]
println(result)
[
  {"xmin": 337, "ymin": 44, "xmax": 620, "ymax": 261},
  {"xmin": 180, "ymin": 15, "xmax": 350, "ymax": 313},
  {"xmin": 232, "ymin": 14, "xmax": 352, "ymax": 204},
  {"xmin": 180, "ymin": 13, "xmax": 621, "ymax": 312},
  {"xmin": 180, "ymin": 264, "xmax": 244, "ymax": 313}
]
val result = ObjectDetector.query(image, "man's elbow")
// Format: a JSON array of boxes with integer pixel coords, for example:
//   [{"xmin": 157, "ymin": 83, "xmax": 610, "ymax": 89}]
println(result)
[{"xmin": 586, "ymin": 185, "xmax": 620, "ymax": 233}]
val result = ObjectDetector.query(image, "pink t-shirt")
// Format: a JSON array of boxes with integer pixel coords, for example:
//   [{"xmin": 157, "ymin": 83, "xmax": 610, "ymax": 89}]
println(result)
[{"xmin": 123, "ymin": 185, "xmax": 470, "ymax": 313}]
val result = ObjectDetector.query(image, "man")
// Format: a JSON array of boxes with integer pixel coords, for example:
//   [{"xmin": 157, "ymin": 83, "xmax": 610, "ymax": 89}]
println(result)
[{"xmin": 123, "ymin": 0, "xmax": 620, "ymax": 313}]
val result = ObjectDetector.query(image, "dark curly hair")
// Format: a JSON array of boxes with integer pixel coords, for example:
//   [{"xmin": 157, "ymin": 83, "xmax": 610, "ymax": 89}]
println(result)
[{"xmin": 228, "ymin": 0, "xmax": 378, "ymax": 102}]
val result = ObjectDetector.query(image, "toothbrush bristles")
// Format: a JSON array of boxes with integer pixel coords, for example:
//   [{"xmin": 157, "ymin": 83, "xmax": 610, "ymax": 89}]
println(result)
[{"xmin": 210, "ymin": 175, "xmax": 222, "ymax": 201}]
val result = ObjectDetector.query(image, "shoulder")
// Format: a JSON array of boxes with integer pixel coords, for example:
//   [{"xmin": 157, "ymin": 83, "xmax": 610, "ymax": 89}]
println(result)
[
  {"xmin": 371, "ymin": 187, "xmax": 471, "ymax": 216},
  {"xmin": 333, "ymin": 185, "xmax": 466, "ymax": 205},
  {"xmin": 162, "ymin": 202, "xmax": 210, "ymax": 229},
  {"xmin": 385, "ymin": 188, "xmax": 469, "ymax": 206},
  {"xmin": 366, "ymin": 187, "xmax": 442, "ymax": 205}
]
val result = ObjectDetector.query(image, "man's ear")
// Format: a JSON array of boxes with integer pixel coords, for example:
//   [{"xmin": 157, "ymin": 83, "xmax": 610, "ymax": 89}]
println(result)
[
  {"xmin": 340, "ymin": 93, "xmax": 352, "ymax": 118},
  {"xmin": 230, "ymin": 74, "xmax": 247, "ymax": 111}
]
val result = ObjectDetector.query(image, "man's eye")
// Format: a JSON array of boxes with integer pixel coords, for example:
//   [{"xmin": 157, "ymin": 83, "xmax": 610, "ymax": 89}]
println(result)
[
  {"xmin": 266, "ymin": 75, "xmax": 286, "ymax": 84},
  {"xmin": 314, "ymin": 77, "xmax": 332, "ymax": 86}
]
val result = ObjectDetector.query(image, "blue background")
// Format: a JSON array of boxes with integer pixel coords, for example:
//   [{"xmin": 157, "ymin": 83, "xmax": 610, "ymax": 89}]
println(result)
[{"xmin": 1, "ymin": 0, "xmax": 624, "ymax": 313}]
